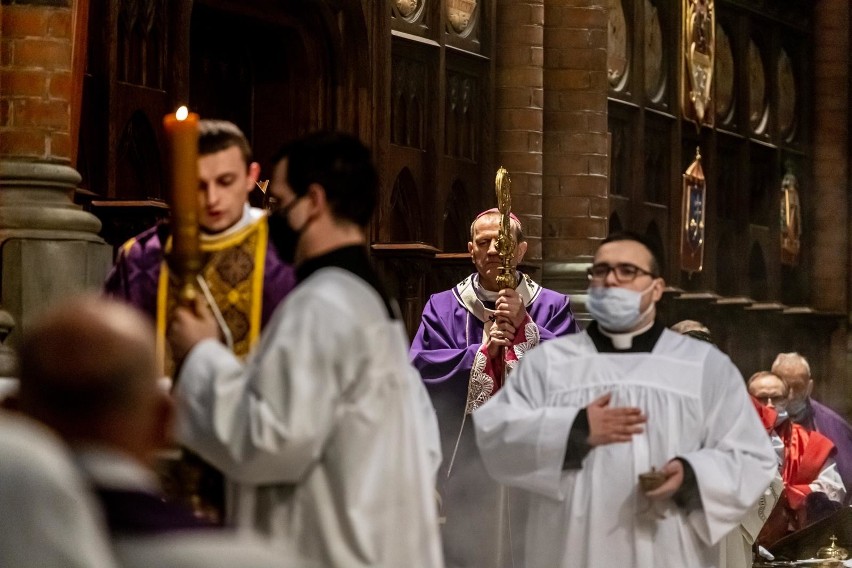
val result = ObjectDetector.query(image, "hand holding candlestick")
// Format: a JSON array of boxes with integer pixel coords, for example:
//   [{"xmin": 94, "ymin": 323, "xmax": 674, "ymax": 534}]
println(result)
[{"xmin": 163, "ymin": 106, "xmax": 202, "ymax": 307}]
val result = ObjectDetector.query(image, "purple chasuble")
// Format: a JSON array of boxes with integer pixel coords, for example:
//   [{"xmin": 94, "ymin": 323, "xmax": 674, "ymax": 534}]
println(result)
[
  {"xmin": 104, "ymin": 222, "xmax": 295, "ymax": 328},
  {"xmin": 409, "ymin": 272, "xmax": 579, "ymax": 568},
  {"xmin": 803, "ymin": 399, "xmax": 852, "ymax": 505}
]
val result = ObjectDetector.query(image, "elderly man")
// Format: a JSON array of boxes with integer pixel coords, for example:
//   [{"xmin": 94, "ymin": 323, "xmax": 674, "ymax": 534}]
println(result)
[
  {"xmin": 410, "ymin": 208, "xmax": 579, "ymax": 567},
  {"xmin": 16, "ymin": 296, "xmax": 288, "ymax": 568},
  {"xmin": 748, "ymin": 372, "xmax": 844, "ymax": 523},
  {"xmin": 169, "ymin": 132, "xmax": 444, "ymax": 568},
  {"xmin": 771, "ymin": 352, "xmax": 852, "ymax": 504},
  {"xmin": 473, "ymin": 232, "xmax": 777, "ymax": 568}
]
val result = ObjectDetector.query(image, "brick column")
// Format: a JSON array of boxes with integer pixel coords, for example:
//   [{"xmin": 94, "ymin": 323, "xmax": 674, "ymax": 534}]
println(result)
[
  {"xmin": 494, "ymin": 0, "xmax": 544, "ymax": 267},
  {"xmin": 812, "ymin": 0, "xmax": 849, "ymax": 314},
  {"xmin": 540, "ymin": 1, "xmax": 608, "ymax": 302},
  {"xmin": 811, "ymin": 0, "xmax": 850, "ymax": 407},
  {"xmin": 0, "ymin": 0, "xmax": 111, "ymax": 348}
]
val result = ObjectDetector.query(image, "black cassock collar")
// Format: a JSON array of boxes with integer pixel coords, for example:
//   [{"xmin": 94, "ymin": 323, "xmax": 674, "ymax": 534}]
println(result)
[{"xmin": 586, "ymin": 320, "xmax": 665, "ymax": 353}]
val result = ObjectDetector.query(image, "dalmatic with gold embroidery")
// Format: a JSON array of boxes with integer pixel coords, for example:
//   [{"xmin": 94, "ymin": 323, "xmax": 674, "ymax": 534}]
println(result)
[{"xmin": 156, "ymin": 218, "xmax": 268, "ymax": 376}]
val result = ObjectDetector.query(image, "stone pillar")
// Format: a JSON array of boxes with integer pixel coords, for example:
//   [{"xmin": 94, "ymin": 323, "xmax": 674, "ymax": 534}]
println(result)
[
  {"xmin": 540, "ymin": 1, "xmax": 608, "ymax": 304},
  {"xmin": 494, "ymin": 0, "xmax": 544, "ymax": 267},
  {"xmin": 0, "ymin": 0, "xmax": 111, "ymax": 348}
]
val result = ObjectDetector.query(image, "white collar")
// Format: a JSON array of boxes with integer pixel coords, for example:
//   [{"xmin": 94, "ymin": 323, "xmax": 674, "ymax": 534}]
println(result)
[
  {"xmin": 75, "ymin": 446, "xmax": 160, "ymax": 493},
  {"xmin": 453, "ymin": 272, "xmax": 542, "ymax": 323},
  {"xmin": 598, "ymin": 319, "xmax": 654, "ymax": 350},
  {"xmin": 199, "ymin": 205, "xmax": 264, "ymax": 242}
]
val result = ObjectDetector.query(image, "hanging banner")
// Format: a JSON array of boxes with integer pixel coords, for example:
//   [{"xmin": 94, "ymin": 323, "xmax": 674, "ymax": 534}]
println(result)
[
  {"xmin": 682, "ymin": 0, "xmax": 715, "ymax": 128},
  {"xmin": 780, "ymin": 170, "xmax": 802, "ymax": 267},
  {"xmin": 681, "ymin": 147, "xmax": 706, "ymax": 274}
]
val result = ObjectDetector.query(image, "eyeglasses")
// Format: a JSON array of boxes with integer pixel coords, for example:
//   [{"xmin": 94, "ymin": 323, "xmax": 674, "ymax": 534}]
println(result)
[{"xmin": 587, "ymin": 263, "xmax": 657, "ymax": 283}]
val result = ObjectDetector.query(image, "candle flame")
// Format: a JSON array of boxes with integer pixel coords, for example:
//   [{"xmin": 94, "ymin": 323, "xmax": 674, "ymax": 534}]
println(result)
[{"xmin": 176, "ymin": 106, "xmax": 189, "ymax": 121}]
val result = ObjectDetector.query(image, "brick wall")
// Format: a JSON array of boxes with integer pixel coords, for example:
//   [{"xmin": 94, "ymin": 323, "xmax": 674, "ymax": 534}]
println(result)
[
  {"xmin": 494, "ymin": 0, "xmax": 544, "ymax": 264},
  {"xmin": 541, "ymin": 1, "xmax": 608, "ymax": 265},
  {"xmin": 811, "ymin": 0, "xmax": 849, "ymax": 314},
  {"xmin": 0, "ymin": 1, "xmax": 74, "ymax": 162}
]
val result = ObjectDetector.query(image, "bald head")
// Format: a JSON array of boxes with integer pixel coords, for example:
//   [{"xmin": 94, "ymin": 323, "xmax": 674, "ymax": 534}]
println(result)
[
  {"xmin": 770, "ymin": 352, "xmax": 812, "ymax": 419},
  {"xmin": 17, "ymin": 295, "xmax": 168, "ymax": 463}
]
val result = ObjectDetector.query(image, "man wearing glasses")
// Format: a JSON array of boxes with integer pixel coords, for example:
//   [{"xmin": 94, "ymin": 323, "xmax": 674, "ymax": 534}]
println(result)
[{"xmin": 474, "ymin": 232, "xmax": 777, "ymax": 568}]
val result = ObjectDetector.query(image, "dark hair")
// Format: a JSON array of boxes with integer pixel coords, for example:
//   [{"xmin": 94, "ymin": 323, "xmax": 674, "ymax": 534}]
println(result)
[
  {"xmin": 271, "ymin": 132, "xmax": 378, "ymax": 227},
  {"xmin": 601, "ymin": 231, "xmax": 661, "ymax": 276},
  {"xmin": 198, "ymin": 119, "xmax": 252, "ymax": 166}
]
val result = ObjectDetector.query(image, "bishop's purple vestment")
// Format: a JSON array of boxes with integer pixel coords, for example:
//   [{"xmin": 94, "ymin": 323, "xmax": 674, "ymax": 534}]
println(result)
[
  {"xmin": 410, "ymin": 272, "xmax": 579, "ymax": 568},
  {"xmin": 800, "ymin": 399, "xmax": 852, "ymax": 504}
]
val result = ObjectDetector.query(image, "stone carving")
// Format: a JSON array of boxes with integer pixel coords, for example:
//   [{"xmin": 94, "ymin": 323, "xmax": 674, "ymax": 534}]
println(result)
[
  {"xmin": 395, "ymin": 0, "xmax": 419, "ymax": 19},
  {"xmin": 448, "ymin": 0, "xmax": 476, "ymax": 34}
]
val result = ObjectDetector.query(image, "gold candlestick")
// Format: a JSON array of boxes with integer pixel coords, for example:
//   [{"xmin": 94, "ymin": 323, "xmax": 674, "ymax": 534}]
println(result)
[
  {"xmin": 163, "ymin": 106, "xmax": 201, "ymax": 305},
  {"xmin": 494, "ymin": 167, "xmax": 517, "ymax": 290}
]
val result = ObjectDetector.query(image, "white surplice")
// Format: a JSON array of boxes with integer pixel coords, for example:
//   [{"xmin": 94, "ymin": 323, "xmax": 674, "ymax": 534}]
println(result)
[
  {"xmin": 473, "ymin": 328, "xmax": 777, "ymax": 568},
  {"xmin": 175, "ymin": 267, "xmax": 444, "ymax": 568},
  {"xmin": 0, "ymin": 413, "xmax": 117, "ymax": 568}
]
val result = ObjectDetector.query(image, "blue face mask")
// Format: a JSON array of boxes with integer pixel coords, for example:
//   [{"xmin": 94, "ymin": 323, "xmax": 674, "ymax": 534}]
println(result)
[
  {"xmin": 774, "ymin": 407, "xmax": 789, "ymax": 427},
  {"xmin": 586, "ymin": 282, "xmax": 656, "ymax": 332}
]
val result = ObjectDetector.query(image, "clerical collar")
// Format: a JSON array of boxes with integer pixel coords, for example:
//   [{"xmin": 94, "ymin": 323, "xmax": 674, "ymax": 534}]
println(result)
[
  {"xmin": 199, "ymin": 205, "xmax": 262, "ymax": 242},
  {"xmin": 296, "ymin": 245, "xmax": 396, "ymax": 319},
  {"xmin": 472, "ymin": 272, "xmax": 524, "ymax": 301},
  {"xmin": 587, "ymin": 319, "xmax": 665, "ymax": 353}
]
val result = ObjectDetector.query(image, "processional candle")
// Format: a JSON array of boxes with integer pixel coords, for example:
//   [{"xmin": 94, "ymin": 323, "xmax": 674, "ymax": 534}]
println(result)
[{"xmin": 163, "ymin": 106, "xmax": 201, "ymax": 305}]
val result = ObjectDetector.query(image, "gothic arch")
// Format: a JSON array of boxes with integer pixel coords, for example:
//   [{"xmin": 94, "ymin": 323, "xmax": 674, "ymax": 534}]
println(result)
[
  {"xmin": 644, "ymin": 221, "xmax": 665, "ymax": 275},
  {"xmin": 748, "ymin": 242, "xmax": 768, "ymax": 301},
  {"xmin": 389, "ymin": 168, "xmax": 423, "ymax": 242},
  {"xmin": 116, "ymin": 111, "xmax": 162, "ymax": 200},
  {"xmin": 443, "ymin": 179, "xmax": 474, "ymax": 252},
  {"xmin": 608, "ymin": 213, "xmax": 623, "ymax": 235}
]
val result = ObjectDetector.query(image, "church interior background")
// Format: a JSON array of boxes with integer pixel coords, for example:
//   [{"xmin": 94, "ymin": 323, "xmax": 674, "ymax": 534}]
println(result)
[{"xmin": 0, "ymin": 0, "xmax": 850, "ymax": 414}]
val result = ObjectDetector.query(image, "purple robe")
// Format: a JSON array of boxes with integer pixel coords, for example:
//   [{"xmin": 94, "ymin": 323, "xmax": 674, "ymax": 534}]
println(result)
[
  {"xmin": 410, "ymin": 272, "xmax": 579, "ymax": 568},
  {"xmin": 104, "ymin": 222, "xmax": 295, "ymax": 328},
  {"xmin": 801, "ymin": 399, "xmax": 852, "ymax": 504}
]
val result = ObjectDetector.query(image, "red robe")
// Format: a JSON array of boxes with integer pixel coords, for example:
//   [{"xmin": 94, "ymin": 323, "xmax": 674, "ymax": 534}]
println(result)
[{"xmin": 777, "ymin": 419, "xmax": 836, "ymax": 510}]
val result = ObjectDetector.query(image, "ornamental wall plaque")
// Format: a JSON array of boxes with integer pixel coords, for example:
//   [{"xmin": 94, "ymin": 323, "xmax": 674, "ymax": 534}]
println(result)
[
  {"xmin": 714, "ymin": 25, "xmax": 734, "ymax": 123},
  {"xmin": 644, "ymin": 0, "xmax": 665, "ymax": 102},
  {"xmin": 447, "ymin": 0, "xmax": 476, "ymax": 34},
  {"xmin": 395, "ymin": 0, "xmax": 420, "ymax": 19},
  {"xmin": 777, "ymin": 50, "xmax": 797, "ymax": 139},
  {"xmin": 607, "ymin": 0, "xmax": 629, "ymax": 90},
  {"xmin": 682, "ymin": 0, "xmax": 715, "ymax": 128},
  {"xmin": 780, "ymin": 169, "xmax": 801, "ymax": 267},
  {"xmin": 680, "ymin": 147, "xmax": 706, "ymax": 274},
  {"xmin": 748, "ymin": 40, "xmax": 768, "ymax": 134}
]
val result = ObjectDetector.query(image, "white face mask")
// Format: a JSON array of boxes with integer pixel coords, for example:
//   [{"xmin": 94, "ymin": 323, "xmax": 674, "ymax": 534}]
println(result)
[{"xmin": 586, "ymin": 281, "xmax": 656, "ymax": 332}]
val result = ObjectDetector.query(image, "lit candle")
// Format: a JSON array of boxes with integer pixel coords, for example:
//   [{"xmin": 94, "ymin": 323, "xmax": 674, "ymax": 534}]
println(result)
[{"xmin": 163, "ymin": 106, "xmax": 201, "ymax": 303}]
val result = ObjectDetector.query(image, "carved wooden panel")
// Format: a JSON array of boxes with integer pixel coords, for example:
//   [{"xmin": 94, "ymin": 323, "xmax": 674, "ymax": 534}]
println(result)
[
  {"xmin": 445, "ymin": 69, "xmax": 479, "ymax": 160},
  {"xmin": 391, "ymin": 55, "xmax": 427, "ymax": 150},
  {"xmin": 748, "ymin": 144, "xmax": 774, "ymax": 227},
  {"xmin": 715, "ymin": 139, "xmax": 740, "ymax": 221},
  {"xmin": 117, "ymin": 0, "xmax": 166, "ymax": 89},
  {"xmin": 643, "ymin": 116, "xmax": 671, "ymax": 205},
  {"xmin": 607, "ymin": 109, "xmax": 633, "ymax": 197},
  {"xmin": 442, "ymin": 178, "xmax": 475, "ymax": 252}
]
